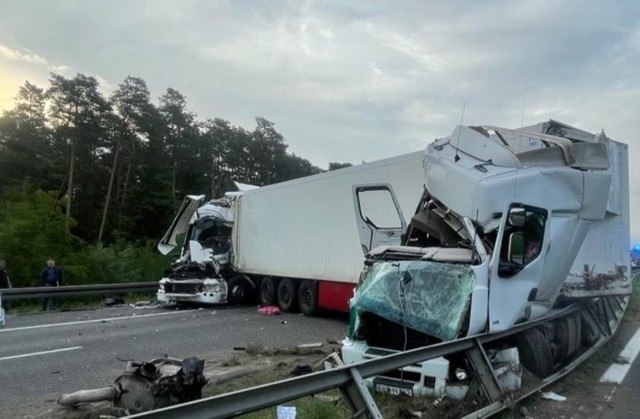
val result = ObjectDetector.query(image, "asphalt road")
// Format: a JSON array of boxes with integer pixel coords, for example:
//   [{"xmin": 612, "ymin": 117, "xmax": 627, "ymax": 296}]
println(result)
[
  {"xmin": 598, "ymin": 318, "xmax": 640, "ymax": 419},
  {"xmin": 0, "ymin": 305, "xmax": 349, "ymax": 418}
]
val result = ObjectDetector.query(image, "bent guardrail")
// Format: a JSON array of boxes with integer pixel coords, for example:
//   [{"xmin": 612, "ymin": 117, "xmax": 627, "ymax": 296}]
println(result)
[{"xmin": 126, "ymin": 297, "xmax": 629, "ymax": 419}]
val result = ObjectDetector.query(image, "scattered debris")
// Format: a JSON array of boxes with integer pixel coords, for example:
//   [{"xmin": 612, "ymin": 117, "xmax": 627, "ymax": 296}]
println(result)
[
  {"xmin": 541, "ymin": 391, "xmax": 567, "ymax": 402},
  {"xmin": 257, "ymin": 305, "xmax": 281, "ymax": 316},
  {"xmin": 313, "ymin": 393, "xmax": 340, "ymax": 402},
  {"xmin": 276, "ymin": 405, "xmax": 297, "ymax": 419},
  {"xmin": 104, "ymin": 297, "xmax": 125, "ymax": 306},
  {"xmin": 520, "ymin": 406, "xmax": 532, "ymax": 418},
  {"xmin": 290, "ymin": 365, "xmax": 312, "ymax": 376},
  {"xmin": 297, "ymin": 342, "xmax": 323, "ymax": 349},
  {"xmin": 57, "ymin": 357, "xmax": 207, "ymax": 414},
  {"xmin": 319, "ymin": 352, "xmax": 344, "ymax": 370}
]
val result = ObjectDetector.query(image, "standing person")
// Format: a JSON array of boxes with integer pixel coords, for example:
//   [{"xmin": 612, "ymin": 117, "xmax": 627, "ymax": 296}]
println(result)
[
  {"xmin": 0, "ymin": 259, "xmax": 11, "ymax": 311},
  {"xmin": 40, "ymin": 258, "xmax": 63, "ymax": 311}
]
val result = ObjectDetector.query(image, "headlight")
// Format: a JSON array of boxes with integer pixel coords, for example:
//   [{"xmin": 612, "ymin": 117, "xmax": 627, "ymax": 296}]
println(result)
[
  {"xmin": 203, "ymin": 280, "xmax": 221, "ymax": 293},
  {"xmin": 455, "ymin": 368, "xmax": 468, "ymax": 381}
]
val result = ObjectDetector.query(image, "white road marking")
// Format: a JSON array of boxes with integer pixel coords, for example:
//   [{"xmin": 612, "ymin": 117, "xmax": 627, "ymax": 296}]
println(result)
[
  {"xmin": 0, "ymin": 310, "xmax": 198, "ymax": 333},
  {"xmin": 0, "ymin": 346, "xmax": 82, "ymax": 361},
  {"xmin": 600, "ymin": 325, "xmax": 640, "ymax": 384}
]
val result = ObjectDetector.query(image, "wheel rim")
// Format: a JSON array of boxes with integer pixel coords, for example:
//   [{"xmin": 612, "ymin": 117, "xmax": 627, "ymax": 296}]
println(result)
[
  {"xmin": 301, "ymin": 287, "xmax": 312, "ymax": 306},
  {"xmin": 262, "ymin": 282, "xmax": 273, "ymax": 303},
  {"xmin": 280, "ymin": 285, "xmax": 291, "ymax": 304},
  {"xmin": 232, "ymin": 285, "xmax": 245, "ymax": 301}
]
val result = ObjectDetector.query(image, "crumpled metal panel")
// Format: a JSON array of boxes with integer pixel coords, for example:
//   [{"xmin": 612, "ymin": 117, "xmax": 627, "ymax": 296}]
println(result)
[{"xmin": 352, "ymin": 261, "xmax": 475, "ymax": 341}]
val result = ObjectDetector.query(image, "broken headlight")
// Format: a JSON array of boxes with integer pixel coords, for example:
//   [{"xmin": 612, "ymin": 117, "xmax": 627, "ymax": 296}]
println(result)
[{"xmin": 202, "ymin": 279, "xmax": 222, "ymax": 293}]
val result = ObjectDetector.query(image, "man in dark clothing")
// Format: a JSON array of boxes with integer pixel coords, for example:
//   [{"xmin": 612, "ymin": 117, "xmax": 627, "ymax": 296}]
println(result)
[
  {"xmin": 41, "ymin": 258, "xmax": 62, "ymax": 311},
  {"xmin": 0, "ymin": 259, "xmax": 11, "ymax": 312},
  {"xmin": 0, "ymin": 260, "xmax": 10, "ymax": 289}
]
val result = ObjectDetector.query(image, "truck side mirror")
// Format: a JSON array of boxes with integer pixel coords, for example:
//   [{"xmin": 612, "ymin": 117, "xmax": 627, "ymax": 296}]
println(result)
[{"xmin": 507, "ymin": 208, "xmax": 526, "ymax": 227}]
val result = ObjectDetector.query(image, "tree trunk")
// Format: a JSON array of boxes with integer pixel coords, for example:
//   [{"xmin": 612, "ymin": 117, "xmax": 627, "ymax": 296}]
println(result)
[
  {"xmin": 211, "ymin": 156, "xmax": 216, "ymax": 197},
  {"xmin": 98, "ymin": 142, "xmax": 120, "ymax": 244},
  {"xmin": 65, "ymin": 140, "xmax": 76, "ymax": 230},
  {"xmin": 172, "ymin": 161, "xmax": 177, "ymax": 197},
  {"xmin": 120, "ymin": 143, "xmax": 134, "ymax": 207}
]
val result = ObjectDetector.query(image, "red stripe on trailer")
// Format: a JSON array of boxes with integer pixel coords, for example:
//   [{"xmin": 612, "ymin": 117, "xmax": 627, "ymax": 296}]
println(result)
[{"xmin": 317, "ymin": 281, "xmax": 354, "ymax": 313}]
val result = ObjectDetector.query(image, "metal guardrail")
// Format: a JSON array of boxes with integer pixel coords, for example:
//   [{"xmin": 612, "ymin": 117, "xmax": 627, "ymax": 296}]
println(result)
[
  {"xmin": 127, "ymin": 297, "xmax": 629, "ymax": 419},
  {"xmin": 0, "ymin": 282, "xmax": 158, "ymax": 301}
]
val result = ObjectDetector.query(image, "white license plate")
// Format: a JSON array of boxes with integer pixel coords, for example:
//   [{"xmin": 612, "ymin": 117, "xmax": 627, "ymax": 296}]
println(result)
[{"xmin": 374, "ymin": 378, "xmax": 413, "ymax": 397}]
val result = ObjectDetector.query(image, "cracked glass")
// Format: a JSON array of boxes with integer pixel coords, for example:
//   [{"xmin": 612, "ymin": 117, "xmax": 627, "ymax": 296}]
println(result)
[{"xmin": 351, "ymin": 260, "xmax": 475, "ymax": 341}]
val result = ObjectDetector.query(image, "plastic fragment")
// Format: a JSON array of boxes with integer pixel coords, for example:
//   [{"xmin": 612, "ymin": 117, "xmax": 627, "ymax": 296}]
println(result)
[{"xmin": 541, "ymin": 391, "xmax": 566, "ymax": 401}]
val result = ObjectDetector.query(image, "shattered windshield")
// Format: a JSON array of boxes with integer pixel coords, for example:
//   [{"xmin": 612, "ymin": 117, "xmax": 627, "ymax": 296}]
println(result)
[
  {"xmin": 351, "ymin": 261, "xmax": 474, "ymax": 341},
  {"xmin": 191, "ymin": 217, "xmax": 233, "ymax": 254}
]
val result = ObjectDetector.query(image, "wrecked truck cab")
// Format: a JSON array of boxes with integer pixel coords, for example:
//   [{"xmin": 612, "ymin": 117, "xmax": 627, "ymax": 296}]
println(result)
[
  {"xmin": 342, "ymin": 240, "xmax": 490, "ymax": 399},
  {"xmin": 156, "ymin": 191, "xmax": 250, "ymax": 306},
  {"xmin": 342, "ymin": 120, "xmax": 630, "ymax": 400}
]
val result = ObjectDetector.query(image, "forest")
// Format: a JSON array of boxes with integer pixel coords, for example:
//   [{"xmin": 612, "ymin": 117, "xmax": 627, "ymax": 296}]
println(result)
[{"xmin": 0, "ymin": 73, "xmax": 349, "ymax": 287}]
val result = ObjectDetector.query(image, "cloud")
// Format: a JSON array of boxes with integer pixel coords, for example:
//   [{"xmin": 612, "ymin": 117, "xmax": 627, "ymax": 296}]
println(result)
[
  {"xmin": 0, "ymin": 42, "xmax": 70, "ymax": 74},
  {"xmin": 1, "ymin": 0, "xmax": 640, "ymax": 240}
]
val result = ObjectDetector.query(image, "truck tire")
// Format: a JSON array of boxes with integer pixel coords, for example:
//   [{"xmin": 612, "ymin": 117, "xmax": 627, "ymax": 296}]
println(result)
[
  {"xmin": 298, "ymin": 280, "xmax": 318, "ymax": 316},
  {"xmin": 277, "ymin": 278, "xmax": 298, "ymax": 313},
  {"xmin": 227, "ymin": 276, "xmax": 254, "ymax": 305},
  {"xmin": 515, "ymin": 327, "xmax": 554, "ymax": 378},
  {"xmin": 259, "ymin": 277, "xmax": 277, "ymax": 306}
]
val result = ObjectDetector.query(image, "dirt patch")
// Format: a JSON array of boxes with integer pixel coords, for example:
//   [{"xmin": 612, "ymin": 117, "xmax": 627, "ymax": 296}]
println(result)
[{"xmin": 201, "ymin": 342, "xmax": 342, "ymax": 396}]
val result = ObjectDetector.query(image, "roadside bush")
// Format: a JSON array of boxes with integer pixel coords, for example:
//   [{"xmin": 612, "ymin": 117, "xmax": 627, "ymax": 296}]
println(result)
[{"xmin": 0, "ymin": 185, "xmax": 171, "ymax": 287}]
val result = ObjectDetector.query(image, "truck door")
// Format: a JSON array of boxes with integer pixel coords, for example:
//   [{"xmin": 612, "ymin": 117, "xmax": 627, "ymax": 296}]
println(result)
[
  {"xmin": 158, "ymin": 195, "xmax": 206, "ymax": 255},
  {"xmin": 488, "ymin": 204, "xmax": 549, "ymax": 332},
  {"xmin": 353, "ymin": 184, "xmax": 407, "ymax": 254}
]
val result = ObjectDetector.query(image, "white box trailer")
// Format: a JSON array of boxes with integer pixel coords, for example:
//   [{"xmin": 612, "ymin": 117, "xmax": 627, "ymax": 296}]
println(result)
[
  {"xmin": 157, "ymin": 151, "xmax": 427, "ymax": 314},
  {"xmin": 233, "ymin": 151, "xmax": 427, "ymax": 313}
]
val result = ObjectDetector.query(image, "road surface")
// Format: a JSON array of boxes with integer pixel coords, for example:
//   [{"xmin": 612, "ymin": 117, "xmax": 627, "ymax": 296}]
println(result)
[{"xmin": 0, "ymin": 305, "xmax": 349, "ymax": 418}]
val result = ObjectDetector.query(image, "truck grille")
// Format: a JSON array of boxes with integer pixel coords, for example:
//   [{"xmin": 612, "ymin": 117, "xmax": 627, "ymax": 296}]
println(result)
[
  {"xmin": 356, "ymin": 312, "xmax": 439, "ymax": 351},
  {"xmin": 165, "ymin": 282, "xmax": 202, "ymax": 294}
]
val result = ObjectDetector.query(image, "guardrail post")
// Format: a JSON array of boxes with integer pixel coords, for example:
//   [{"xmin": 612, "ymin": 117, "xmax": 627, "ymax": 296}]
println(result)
[
  {"xmin": 339, "ymin": 367, "xmax": 383, "ymax": 419},
  {"xmin": 465, "ymin": 339, "xmax": 504, "ymax": 404}
]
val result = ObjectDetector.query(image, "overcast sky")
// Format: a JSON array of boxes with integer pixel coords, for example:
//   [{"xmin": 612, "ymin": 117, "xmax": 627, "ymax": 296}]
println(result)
[{"xmin": 1, "ymin": 0, "xmax": 639, "ymax": 241}]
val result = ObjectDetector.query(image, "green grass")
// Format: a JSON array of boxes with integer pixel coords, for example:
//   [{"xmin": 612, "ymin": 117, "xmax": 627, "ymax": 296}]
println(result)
[
  {"xmin": 626, "ymin": 273, "xmax": 640, "ymax": 317},
  {"xmin": 237, "ymin": 392, "xmax": 349, "ymax": 419}
]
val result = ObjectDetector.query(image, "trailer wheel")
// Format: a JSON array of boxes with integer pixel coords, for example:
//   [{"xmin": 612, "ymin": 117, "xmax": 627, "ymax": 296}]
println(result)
[
  {"xmin": 298, "ymin": 280, "xmax": 318, "ymax": 316},
  {"xmin": 553, "ymin": 315, "xmax": 580, "ymax": 363},
  {"xmin": 515, "ymin": 327, "xmax": 554, "ymax": 378},
  {"xmin": 227, "ymin": 276, "xmax": 254, "ymax": 305},
  {"xmin": 277, "ymin": 278, "xmax": 298, "ymax": 313},
  {"xmin": 258, "ymin": 277, "xmax": 276, "ymax": 306}
]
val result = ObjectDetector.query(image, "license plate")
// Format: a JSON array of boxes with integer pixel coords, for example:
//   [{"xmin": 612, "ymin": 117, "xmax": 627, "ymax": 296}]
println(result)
[{"xmin": 373, "ymin": 377, "xmax": 414, "ymax": 397}]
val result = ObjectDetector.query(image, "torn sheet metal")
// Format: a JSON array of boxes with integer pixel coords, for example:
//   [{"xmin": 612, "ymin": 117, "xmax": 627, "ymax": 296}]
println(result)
[{"xmin": 351, "ymin": 261, "xmax": 474, "ymax": 341}]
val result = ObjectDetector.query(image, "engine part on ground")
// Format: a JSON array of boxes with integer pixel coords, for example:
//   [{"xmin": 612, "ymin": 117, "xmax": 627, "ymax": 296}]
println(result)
[
  {"xmin": 57, "ymin": 386, "xmax": 121, "ymax": 407},
  {"xmin": 57, "ymin": 356, "xmax": 207, "ymax": 414}
]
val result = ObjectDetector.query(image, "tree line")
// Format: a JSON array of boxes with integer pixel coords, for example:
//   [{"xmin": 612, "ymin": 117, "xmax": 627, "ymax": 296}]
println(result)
[{"xmin": 0, "ymin": 73, "xmax": 350, "ymax": 287}]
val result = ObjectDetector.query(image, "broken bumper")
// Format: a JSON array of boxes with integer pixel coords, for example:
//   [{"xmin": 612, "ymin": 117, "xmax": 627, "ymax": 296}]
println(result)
[
  {"xmin": 157, "ymin": 277, "xmax": 227, "ymax": 305},
  {"xmin": 157, "ymin": 290, "xmax": 226, "ymax": 304},
  {"xmin": 341, "ymin": 338, "xmax": 452, "ymax": 398}
]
